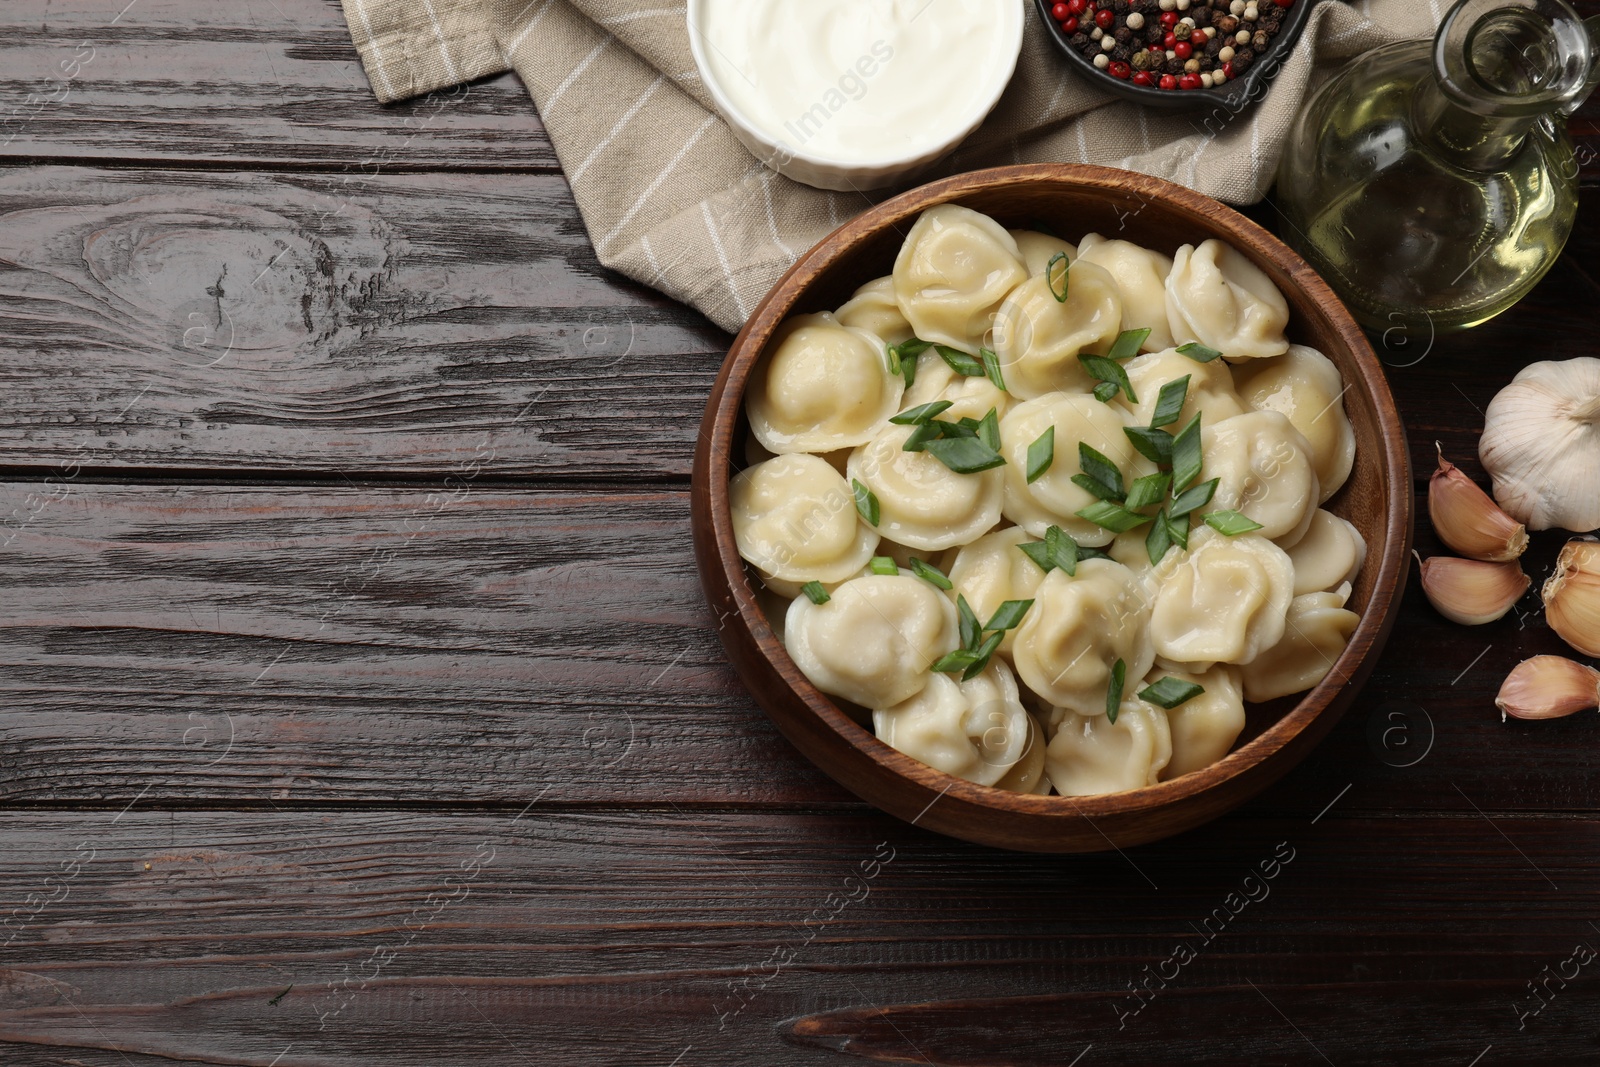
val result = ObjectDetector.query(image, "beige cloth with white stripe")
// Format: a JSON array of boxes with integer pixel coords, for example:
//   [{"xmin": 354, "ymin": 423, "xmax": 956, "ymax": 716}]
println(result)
[{"xmin": 340, "ymin": 0, "xmax": 1437, "ymax": 334}]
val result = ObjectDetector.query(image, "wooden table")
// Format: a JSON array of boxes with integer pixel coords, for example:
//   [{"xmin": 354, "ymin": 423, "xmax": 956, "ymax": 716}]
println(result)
[{"xmin": 2, "ymin": 3, "xmax": 1598, "ymax": 1064}]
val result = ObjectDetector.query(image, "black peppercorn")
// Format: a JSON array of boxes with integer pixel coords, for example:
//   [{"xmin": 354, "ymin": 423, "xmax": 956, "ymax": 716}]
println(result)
[
  {"xmin": 1251, "ymin": 29, "xmax": 1270, "ymax": 51},
  {"xmin": 1114, "ymin": 26, "xmax": 1133, "ymax": 43},
  {"xmin": 1230, "ymin": 50, "xmax": 1253, "ymax": 73},
  {"xmin": 1070, "ymin": 31, "xmax": 1091, "ymax": 50},
  {"xmin": 1164, "ymin": 57, "xmax": 1185, "ymax": 75}
]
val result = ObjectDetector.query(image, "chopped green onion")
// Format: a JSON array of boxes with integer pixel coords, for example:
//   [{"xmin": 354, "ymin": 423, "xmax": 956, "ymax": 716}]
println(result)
[
  {"xmin": 931, "ymin": 648, "xmax": 980, "ymax": 674},
  {"xmin": 852, "ymin": 479, "xmax": 880, "ymax": 526},
  {"xmin": 1107, "ymin": 328, "xmax": 1152, "ymax": 362},
  {"xmin": 936, "ymin": 345, "xmax": 987, "ymax": 377},
  {"xmin": 924, "ymin": 435, "xmax": 1006, "ymax": 474},
  {"xmin": 901, "ymin": 351, "xmax": 918, "ymax": 389},
  {"xmin": 1171, "ymin": 412, "xmax": 1204, "ymax": 491},
  {"xmin": 890, "ymin": 400, "xmax": 954, "ymax": 426},
  {"xmin": 1078, "ymin": 545, "xmax": 1115, "ymax": 563},
  {"xmin": 1205, "ymin": 510, "xmax": 1266, "ymax": 536},
  {"xmin": 909, "ymin": 557, "xmax": 953, "ymax": 590},
  {"xmin": 1046, "ymin": 252, "xmax": 1070, "ymax": 302},
  {"xmin": 980, "ymin": 347, "xmax": 1007, "ymax": 393},
  {"xmin": 887, "ymin": 344, "xmax": 900, "ymax": 376},
  {"xmin": 1026, "ymin": 426, "xmax": 1055, "ymax": 485},
  {"xmin": 801, "ymin": 581, "xmax": 831, "ymax": 605},
  {"xmin": 892, "ymin": 338, "xmax": 933, "ymax": 363},
  {"xmin": 1168, "ymin": 477, "xmax": 1220, "ymax": 518},
  {"xmin": 1124, "ymin": 426, "xmax": 1175, "ymax": 465},
  {"xmin": 956, "ymin": 594, "xmax": 982, "ymax": 651},
  {"xmin": 902, "ymin": 420, "xmax": 943, "ymax": 452},
  {"xmin": 984, "ymin": 599, "xmax": 1035, "ymax": 632},
  {"xmin": 1018, "ymin": 524, "xmax": 1080, "ymax": 576},
  {"xmin": 1146, "ymin": 510, "xmax": 1174, "ymax": 565},
  {"xmin": 1075, "ymin": 500, "xmax": 1153, "ymax": 534},
  {"xmin": 1140, "ymin": 676, "xmax": 1206, "ymax": 709},
  {"xmin": 1149, "ymin": 375, "xmax": 1192, "ymax": 428},
  {"xmin": 868, "ymin": 556, "xmax": 898, "ymax": 575},
  {"xmin": 976, "ymin": 408, "xmax": 1001, "ymax": 453},
  {"xmin": 1177, "ymin": 341, "xmax": 1223, "ymax": 363},
  {"xmin": 1106, "ymin": 658, "xmax": 1127, "ymax": 722},
  {"xmin": 962, "ymin": 631, "xmax": 1005, "ymax": 681},
  {"xmin": 1124, "ymin": 472, "xmax": 1172, "ymax": 512},
  {"xmin": 1080, "ymin": 354, "xmax": 1138, "ymax": 405},
  {"xmin": 1165, "ymin": 508, "xmax": 1191, "ymax": 550},
  {"xmin": 1077, "ymin": 442, "xmax": 1126, "ymax": 501}
]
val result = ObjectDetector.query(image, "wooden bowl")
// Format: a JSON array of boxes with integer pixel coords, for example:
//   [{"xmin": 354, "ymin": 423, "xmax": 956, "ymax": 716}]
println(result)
[{"xmin": 691, "ymin": 164, "xmax": 1412, "ymax": 852}]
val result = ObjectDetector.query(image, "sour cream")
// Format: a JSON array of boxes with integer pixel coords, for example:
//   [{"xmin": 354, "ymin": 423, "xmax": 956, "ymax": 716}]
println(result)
[{"xmin": 694, "ymin": 0, "xmax": 1020, "ymax": 168}]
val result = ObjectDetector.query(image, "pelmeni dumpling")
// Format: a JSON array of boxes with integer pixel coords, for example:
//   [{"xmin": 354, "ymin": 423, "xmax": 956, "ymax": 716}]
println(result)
[
  {"xmin": 1284, "ymin": 509, "xmax": 1367, "ymax": 595},
  {"xmin": 1156, "ymin": 666, "xmax": 1247, "ymax": 780},
  {"xmin": 1076, "ymin": 233, "xmax": 1177, "ymax": 353},
  {"xmin": 848, "ymin": 424, "xmax": 1004, "ymax": 551},
  {"xmin": 990, "ymin": 262, "xmax": 1123, "ymax": 400},
  {"xmin": 873, "ymin": 661, "xmax": 1030, "ymax": 787},
  {"xmin": 748, "ymin": 313, "xmax": 904, "ymax": 453},
  {"xmin": 947, "ymin": 527, "xmax": 1048, "ymax": 656},
  {"xmin": 731, "ymin": 455, "xmax": 880, "ymax": 583},
  {"xmin": 894, "ymin": 205, "xmax": 1028, "ymax": 355},
  {"xmin": 900, "ymin": 358, "xmax": 1013, "ymax": 422},
  {"xmin": 1010, "ymin": 229, "xmax": 1078, "ymax": 276},
  {"xmin": 1232, "ymin": 344, "xmax": 1357, "ymax": 503},
  {"xmin": 993, "ymin": 713, "xmax": 1050, "ymax": 794},
  {"xmin": 836, "ymin": 276, "xmax": 913, "ymax": 347},
  {"xmin": 1119, "ymin": 347, "xmax": 1247, "ymax": 429},
  {"xmin": 786, "ymin": 574, "xmax": 959, "ymax": 708},
  {"xmin": 1202, "ymin": 411, "xmax": 1321, "ymax": 545},
  {"xmin": 1166, "ymin": 239, "xmax": 1290, "ymax": 360},
  {"xmin": 1045, "ymin": 701, "xmax": 1171, "ymax": 796},
  {"xmin": 999, "ymin": 394, "xmax": 1145, "ymax": 546},
  {"xmin": 1149, "ymin": 527, "xmax": 1295, "ymax": 667},
  {"xmin": 1241, "ymin": 586, "xmax": 1360, "ymax": 702},
  {"xmin": 1012, "ymin": 559, "xmax": 1156, "ymax": 715}
]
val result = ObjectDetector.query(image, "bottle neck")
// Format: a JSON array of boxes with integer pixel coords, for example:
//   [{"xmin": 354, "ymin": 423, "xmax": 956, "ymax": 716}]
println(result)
[{"xmin": 1413, "ymin": 75, "xmax": 1540, "ymax": 171}]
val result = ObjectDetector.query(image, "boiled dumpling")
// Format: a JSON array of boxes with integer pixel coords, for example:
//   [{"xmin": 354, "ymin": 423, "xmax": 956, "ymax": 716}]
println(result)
[
  {"xmin": 748, "ymin": 312, "xmax": 904, "ymax": 453},
  {"xmin": 1149, "ymin": 527, "xmax": 1295, "ymax": 667},
  {"xmin": 1203, "ymin": 410, "xmax": 1321, "ymax": 544},
  {"xmin": 894, "ymin": 205, "xmax": 1028, "ymax": 355},
  {"xmin": 947, "ymin": 527, "xmax": 1048, "ymax": 656},
  {"xmin": 999, "ymin": 394, "xmax": 1145, "ymax": 546},
  {"xmin": 1232, "ymin": 344, "xmax": 1357, "ymax": 503},
  {"xmin": 730, "ymin": 454, "xmax": 880, "ymax": 583},
  {"xmin": 1045, "ymin": 701, "xmax": 1171, "ymax": 796},
  {"xmin": 1155, "ymin": 665, "xmax": 1247, "ymax": 780},
  {"xmin": 1012, "ymin": 559, "xmax": 1156, "ymax": 715},
  {"xmin": 1076, "ymin": 233, "xmax": 1177, "ymax": 353},
  {"xmin": 1166, "ymin": 239, "xmax": 1290, "ymax": 360},
  {"xmin": 1119, "ymin": 347, "xmax": 1247, "ymax": 429},
  {"xmin": 836, "ymin": 276, "xmax": 913, "ymax": 347},
  {"xmin": 873, "ymin": 660, "xmax": 1030, "ymax": 787},
  {"xmin": 1241, "ymin": 586, "xmax": 1360, "ymax": 702},
  {"xmin": 900, "ymin": 356, "xmax": 1013, "ymax": 421},
  {"xmin": 1283, "ymin": 509, "xmax": 1367, "ymax": 595},
  {"xmin": 1009, "ymin": 229, "xmax": 1078, "ymax": 276},
  {"xmin": 847, "ymin": 424, "xmax": 1004, "ymax": 551},
  {"xmin": 993, "ymin": 713, "xmax": 1051, "ymax": 794},
  {"xmin": 990, "ymin": 261, "xmax": 1123, "ymax": 400},
  {"xmin": 785, "ymin": 574, "xmax": 958, "ymax": 708}
]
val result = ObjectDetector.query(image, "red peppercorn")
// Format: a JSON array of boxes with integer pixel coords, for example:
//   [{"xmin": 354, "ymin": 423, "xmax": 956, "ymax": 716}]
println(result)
[
  {"xmin": 1132, "ymin": 71, "xmax": 1154, "ymax": 86},
  {"xmin": 1178, "ymin": 72, "xmax": 1202, "ymax": 90},
  {"xmin": 1067, "ymin": 0, "xmax": 1088, "ymax": 13},
  {"xmin": 1162, "ymin": 30, "xmax": 1177, "ymax": 48},
  {"xmin": 1173, "ymin": 40, "xmax": 1193, "ymax": 59},
  {"xmin": 1159, "ymin": 11, "xmax": 1179, "ymax": 27},
  {"xmin": 1052, "ymin": 1, "xmax": 1069, "ymax": 17},
  {"xmin": 1109, "ymin": 60, "xmax": 1131, "ymax": 79},
  {"xmin": 1159, "ymin": 74, "xmax": 1178, "ymax": 89},
  {"xmin": 1274, "ymin": 0, "xmax": 1293, "ymax": 6},
  {"xmin": 1223, "ymin": 61, "xmax": 1235, "ymax": 78},
  {"xmin": 1060, "ymin": 16, "xmax": 1078, "ymax": 33},
  {"xmin": 1094, "ymin": 8, "xmax": 1115, "ymax": 29}
]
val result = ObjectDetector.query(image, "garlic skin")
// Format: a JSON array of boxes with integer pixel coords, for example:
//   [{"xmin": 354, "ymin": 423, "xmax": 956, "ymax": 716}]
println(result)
[
  {"xmin": 1417, "ymin": 554, "xmax": 1529, "ymax": 625},
  {"xmin": 1479, "ymin": 357, "xmax": 1600, "ymax": 532},
  {"xmin": 1429, "ymin": 447, "xmax": 1528, "ymax": 562},
  {"xmin": 1496, "ymin": 655, "xmax": 1600, "ymax": 721},
  {"xmin": 1543, "ymin": 541, "xmax": 1600, "ymax": 657}
]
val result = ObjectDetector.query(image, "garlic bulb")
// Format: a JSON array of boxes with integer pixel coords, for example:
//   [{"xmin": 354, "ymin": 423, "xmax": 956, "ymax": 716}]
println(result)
[
  {"xmin": 1543, "ymin": 540, "xmax": 1600, "ymax": 657},
  {"xmin": 1496, "ymin": 656, "xmax": 1600, "ymax": 721},
  {"xmin": 1429, "ymin": 446, "xmax": 1528, "ymax": 562},
  {"xmin": 1479, "ymin": 357, "xmax": 1600, "ymax": 532}
]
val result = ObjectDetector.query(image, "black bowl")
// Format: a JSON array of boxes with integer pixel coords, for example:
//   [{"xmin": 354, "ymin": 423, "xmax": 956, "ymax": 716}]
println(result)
[{"xmin": 1034, "ymin": 0, "xmax": 1319, "ymax": 113}]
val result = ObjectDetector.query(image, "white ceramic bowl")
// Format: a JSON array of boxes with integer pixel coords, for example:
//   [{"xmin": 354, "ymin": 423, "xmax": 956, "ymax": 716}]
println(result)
[{"xmin": 686, "ymin": 0, "xmax": 1026, "ymax": 192}]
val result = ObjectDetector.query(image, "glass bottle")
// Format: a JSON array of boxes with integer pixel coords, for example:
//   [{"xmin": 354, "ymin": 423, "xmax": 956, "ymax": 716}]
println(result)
[{"xmin": 1275, "ymin": 0, "xmax": 1600, "ymax": 334}]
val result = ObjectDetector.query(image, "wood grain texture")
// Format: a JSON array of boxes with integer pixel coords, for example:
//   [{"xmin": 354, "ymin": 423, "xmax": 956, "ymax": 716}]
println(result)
[
  {"xmin": 0, "ymin": 167, "xmax": 727, "ymax": 477},
  {"xmin": 0, "ymin": 811, "xmax": 1594, "ymax": 1066},
  {"xmin": 0, "ymin": 0, "xmax": 556, "ymax": 169}
]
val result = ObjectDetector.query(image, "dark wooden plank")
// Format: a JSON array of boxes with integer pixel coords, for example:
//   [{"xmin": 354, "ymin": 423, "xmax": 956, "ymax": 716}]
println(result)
[
  {"xmin": 0, "ymin": 0, "xmax": 557, "ymax": 169},
  {"xmin": 0, "ymin": 810, "xmax": 1594, "ymax": 1065},
  {"xmin": 2, "ymin": 479, "xmax": 1599, "ymax": 815},
  {"xmin": 0, "ymin": 166, "xmax": 728, "ymax": 478}
]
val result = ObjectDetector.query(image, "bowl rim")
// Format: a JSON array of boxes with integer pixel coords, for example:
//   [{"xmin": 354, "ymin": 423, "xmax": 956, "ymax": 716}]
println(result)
[
  {"xmin": 695, "ymin": 162, "xmax": 1412, "ymax": 827},
  {"xmin": 684, "ymin": 0, "xmax": 1027, "ymax": 172}
]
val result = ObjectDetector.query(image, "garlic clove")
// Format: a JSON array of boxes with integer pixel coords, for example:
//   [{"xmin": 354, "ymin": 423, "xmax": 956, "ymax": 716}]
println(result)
[
  {"xmin": 1479, "ymin": 357, "xmax": 1600, "ymax": 533},
  {"xmin": 1429, "ymin": 446, "xmax": 1528, "ymax": 562},
  {"xmin": 1543, "ymin": 540, "xmax": 1600, "ymax": 658},
  {"xmin": 1417, "ymin": 554, "xmax": 1530, "ymax": 625},
  {"xmin": 1495, "ymin": 655, "xmax": 1600, "ymax": 721}
]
